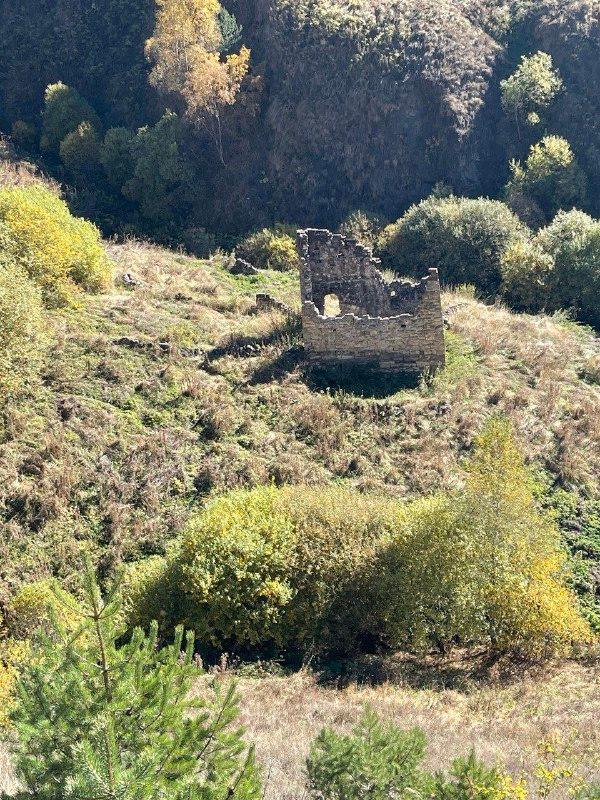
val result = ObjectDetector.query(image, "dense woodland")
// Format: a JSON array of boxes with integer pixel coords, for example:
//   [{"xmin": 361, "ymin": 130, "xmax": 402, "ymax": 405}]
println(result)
[
  {"xmin": 1, "ymin": 1, "xmax": 600, "ymax": 798},
  {"xmin": 1, "ymin": 0, "xmax": 600, "ymax": 236}
]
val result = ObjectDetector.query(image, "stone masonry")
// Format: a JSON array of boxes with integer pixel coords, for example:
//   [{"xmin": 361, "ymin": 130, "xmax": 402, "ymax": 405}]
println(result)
[{"xmin": 298, "ymin": 228, "xmax": 445, "ymax": 374}]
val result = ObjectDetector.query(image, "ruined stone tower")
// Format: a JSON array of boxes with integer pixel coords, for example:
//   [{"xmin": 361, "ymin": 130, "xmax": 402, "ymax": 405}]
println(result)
[{"xmin": 298, "ymin": 228, "xmax": 445, "ymax": 374}]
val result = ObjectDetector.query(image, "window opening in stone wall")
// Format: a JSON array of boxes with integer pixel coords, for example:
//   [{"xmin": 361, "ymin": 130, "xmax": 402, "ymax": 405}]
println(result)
[{"xmin": 323, "ymin": 293, "xmax": 341, "ymax": 317}]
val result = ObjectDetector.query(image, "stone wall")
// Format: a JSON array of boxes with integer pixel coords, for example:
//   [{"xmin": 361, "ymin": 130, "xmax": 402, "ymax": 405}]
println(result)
[{"xmin": 298, "ymin": 228, "xmax": 445, "ymax": 373}]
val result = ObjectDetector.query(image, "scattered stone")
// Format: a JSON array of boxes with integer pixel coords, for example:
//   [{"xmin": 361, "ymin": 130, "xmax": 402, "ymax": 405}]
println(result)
[
  {"xmin": 255, "ymin": 293, "xmax": 293, "ymax": 314},
  {"xmin": 122, "ymin": 272, "xmax": 139, "ymax": 287},
  {"xmin": 230, "ymin": 258, "xmax": 259, "ymax": 276},
  {"xmin": 114, "ymin": 336, "xmax": 150, "ymax": 350}
]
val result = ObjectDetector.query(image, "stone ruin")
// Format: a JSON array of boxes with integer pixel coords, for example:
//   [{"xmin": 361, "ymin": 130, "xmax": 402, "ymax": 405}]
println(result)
[{"xmin": 297, "ymin": 228, "xmax": 445, "ymax": 374}]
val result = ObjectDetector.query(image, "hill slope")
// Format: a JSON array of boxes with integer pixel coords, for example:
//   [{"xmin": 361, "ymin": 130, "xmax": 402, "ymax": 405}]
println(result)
[{"xmin": 2, "ymin": 238, "xmax": 600, "ymax": 604}]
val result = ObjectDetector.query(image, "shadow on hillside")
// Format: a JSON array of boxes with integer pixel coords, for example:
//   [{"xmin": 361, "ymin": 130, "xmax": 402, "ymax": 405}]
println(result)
[
  {"xmin": 207, "ymin": 325, "xmax": 423, "ymax": 397},
  {"xmin": 317, "ymin": 648, "xmax": 556, "ymax": 691},
  {"xmin": 304, "ymin": 365, "xmax": 421, "ymax": 397},
  {"xmin": 206, "ymin": 317, "xmax": 301, "ymax": 363},
  {"xmin": 249, "ymin": 346, "xmax": 305, "ymax": 384}
]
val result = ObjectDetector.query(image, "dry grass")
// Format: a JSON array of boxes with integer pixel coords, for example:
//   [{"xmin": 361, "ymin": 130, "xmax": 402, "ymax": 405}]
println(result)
[
  {"xmin": 233, "ymin": 659, "xmax": 600, "ymax": 800},
  {"xmin": 2, "ymin": 659, "xmax": 598, "ymax": 798}
]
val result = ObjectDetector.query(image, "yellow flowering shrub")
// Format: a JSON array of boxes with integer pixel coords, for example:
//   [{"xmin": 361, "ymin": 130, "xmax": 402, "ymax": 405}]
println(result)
[{"xmin": 0, "ymin": 185, "xmax": 113, "ymax": 306}]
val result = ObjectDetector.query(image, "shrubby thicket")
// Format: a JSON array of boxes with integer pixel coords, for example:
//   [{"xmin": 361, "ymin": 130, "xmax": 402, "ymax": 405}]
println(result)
[
  {"xmin": 378, "ymin": 196, "xmax": 527, "ymax": 293},
  {"xmin": 122, "ymin": 419, "xmax": 589, "ymax": 659},
  {"xmin": 236, "ymin": 227, "xmax": 300, "ymax": 270},
  {"xmin": 0, "ymin": 185, "xmax": 112, "ymax": 306},
  {"xmin": 376, "ymin": 192, "xmax": 600, "ymax": 327}
]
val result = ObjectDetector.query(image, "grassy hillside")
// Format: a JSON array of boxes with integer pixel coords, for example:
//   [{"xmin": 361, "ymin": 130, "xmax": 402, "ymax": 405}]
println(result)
[{"xmin": 2, "ymin": 233, "xmax": 600, "ymax": 606}]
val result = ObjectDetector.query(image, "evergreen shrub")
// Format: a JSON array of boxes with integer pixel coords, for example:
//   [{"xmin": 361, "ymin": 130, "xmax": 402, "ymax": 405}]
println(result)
[
  {"xmin": 307, "ymin": 709, "xmax": 528, "ymax": 800},
  {"xmin": 6, "ymin": 560, "xmax": 261, "ymax": 799}
]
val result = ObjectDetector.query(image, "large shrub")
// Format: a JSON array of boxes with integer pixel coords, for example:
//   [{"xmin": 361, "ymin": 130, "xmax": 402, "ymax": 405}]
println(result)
[
  {"xmin": 121, "ymin": 112, "xmax": 190, "ymax": 224},
  {"xmin": 0, "ymin": 185, "xmax": 112, "ymax": 305},
  {"xmin": 505, "ymin": 136, "xmax": 588, "ymax": 226},
  {"xmin": 501, "ymin": 210, "xmax": 600, "ymax": 326},
  {"xmin": 0, "ymin": 261, "xmax": 45, "ymax": 400},
  {"xmin": 534, "ymin": 210, "xmax": 600, "ymax": 326},
  {"xmin": 125, "ymin": 426, "xmax": 590, "ymax": 659},
  {"xmin": 501, "ymin": 51, "xmax": 563, "ymax": 130},
  {"xmin": 378, "ymin": 418, "xmax": 590, "ymax": 656},
  {"xmin": 40, "ymin": 82, "xmax": 101, "ymax": 153},
  {"xmin": 378, "ymin": 196, "xmax": 529, "ymax": 294},
  {"xmin": 500, "ymin": 238, "xmax": 555, "ymax": 312},
  {"xmin": 236, "ymin": 228, "xmax": 300, "ymax": 271},
  {"xmin": 125, "ymin": 485, "xmax": 398, "ymax": 654}
]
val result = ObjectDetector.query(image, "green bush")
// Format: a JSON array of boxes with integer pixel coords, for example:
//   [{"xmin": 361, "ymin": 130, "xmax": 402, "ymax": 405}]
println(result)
[
  {"xmin": 59, "ymin": 121, "xmax": 102, "ymax": 174},
  {"xmin": 505, "ymin": 136, "xmax": 588, "ymax": 226},
  {"xmin": 307, "ymin": 709, "xmax": 527, "ymax": 800},
  {"xmin": 378, "ymin": 196, "xmax": 529, "ymax": 294},
  {"xmin": 501, "ymin": 51, "xmax": 563, "ymax": 129},
  {"xmin": 0, "ymin": 185, "xmax": 113, "ymax": 305},
  {"xmin": 534, "ymin": 209, "xmax": 600, "ymax": 326},
  {"xmin": 182, "ymin": 225, "xmax": 217, "ymax": 257},
  {"xmin": 307, "ymin": 709, "xmax": 429, "ymax": 800},
  {"xmin": 125, "ymin": 485, "xmax": 398, "ymax": 654},
  {"xmin": 500, "ymin": 209, "xmax": 600, "ymax": 326},
  {"xmin": 338, "ymin": 210, "xmax": 387, "ymax": 249},
  {"xmin": 121, "ymin": 555, "xmax": 171, "ymax": 632},
  {"xmin": 500, "ymin": 238, "xmax": 555, "ymax": 312},
  {"xmin": 236, "ymin": 228, "xmax": 300, "ymax": 271},
  {"xmin": 7, "ymin": 579, "xmax": 82, "ymax": 639},
  {"xmin": 40, "ymin": 82, "xmax": 101, "ymax": 153},
  {"xmin": 122, "ymin": 112, "xmax": 189, "ymax": 224},
  {"xmin": 0, "ymin": 260, "xmax": 45, "ymax": 400}
]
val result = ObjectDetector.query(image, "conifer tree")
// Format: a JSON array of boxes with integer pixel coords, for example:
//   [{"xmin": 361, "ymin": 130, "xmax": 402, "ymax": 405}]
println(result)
[{"xmin": 2, "ymin": 558, "xmax": 261, "ymax": 800}]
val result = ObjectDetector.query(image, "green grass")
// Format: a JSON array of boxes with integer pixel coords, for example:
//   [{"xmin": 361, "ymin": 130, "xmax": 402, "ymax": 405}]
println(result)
[{"xmin": 1, "ymin": 240, "xmax": 600, "ymax": 612}]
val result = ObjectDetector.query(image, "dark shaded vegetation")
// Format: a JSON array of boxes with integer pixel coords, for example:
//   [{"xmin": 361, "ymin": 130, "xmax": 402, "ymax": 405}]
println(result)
[{"xmin": 2, "ymin": 0, "xmax": 600, "ymax": 238}]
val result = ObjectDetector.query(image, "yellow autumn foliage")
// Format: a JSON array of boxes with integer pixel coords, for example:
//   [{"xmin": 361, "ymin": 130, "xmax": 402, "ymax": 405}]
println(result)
[
  {"xmin": 0, "ymin": 581, "xmax": 83, "ymax": 728},
  {"xmin": 0, "ymin": 186, "xmax": 112, "ymax": 306}
]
